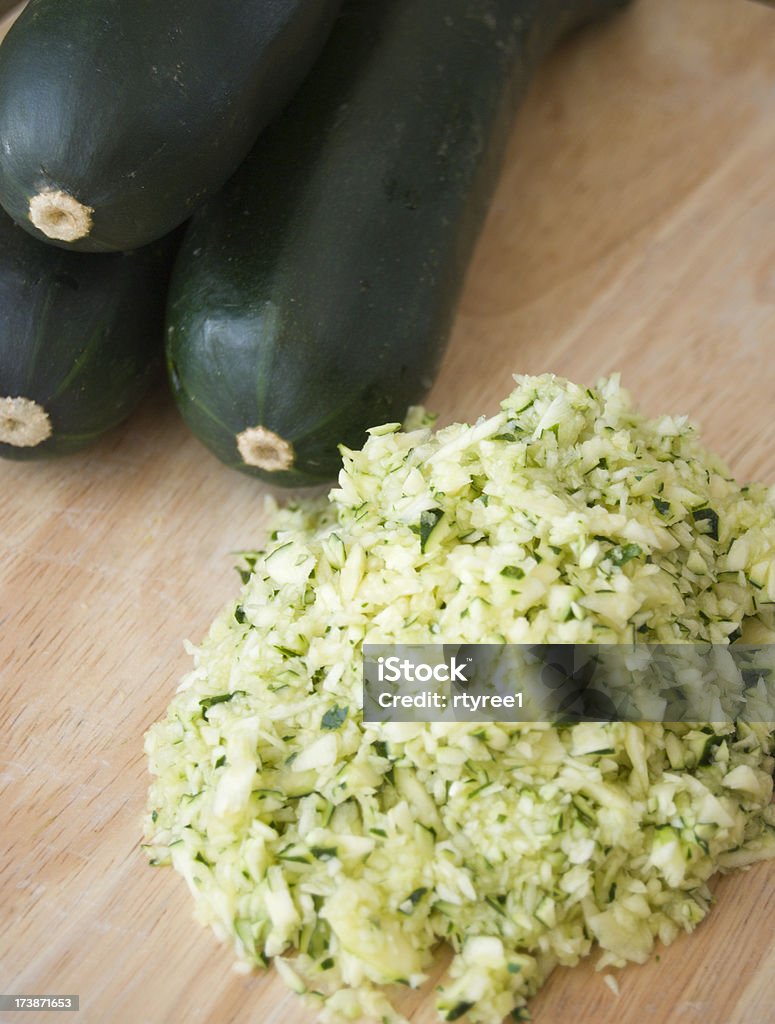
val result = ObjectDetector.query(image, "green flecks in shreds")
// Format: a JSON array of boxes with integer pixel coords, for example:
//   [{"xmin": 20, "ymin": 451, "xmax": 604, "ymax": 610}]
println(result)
[
  {"xmin": 310, "ymin": 847, "xmax": 338, "ymax": 861},
  {"xmin": 419, "ymin": 508, "xmax": 444, "ymax": 552},
  {"xmin": 611, "ymin": 543, "xmax": 642, "ymax": 566},
  {"xmin": 146, "ymin": 374, "xmax": 775, "ymax": 1024},
  {"xmin": 235, "ymin": 553, "xmax": 258, "ymax": 584},
  {"xmin": 321, "ymin": 704, "xmax": 348, "ymax": 731},
  {"xmin": 692, "ymin": 507, "xmax": 720, "ymax": 541},
  {"xmin": 446, "ymin": 1003, "xmax": 476, "ymax": 1022},
  {"xmin": 198, "ymin": 691, "xmax": 245, "ymax": 721}
]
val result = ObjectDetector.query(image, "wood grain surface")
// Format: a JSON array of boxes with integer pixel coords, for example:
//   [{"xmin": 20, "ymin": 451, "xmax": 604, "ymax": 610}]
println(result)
[{"xmin": 2, "ymin": 1, "xmax": 775, "ymax": 1022}]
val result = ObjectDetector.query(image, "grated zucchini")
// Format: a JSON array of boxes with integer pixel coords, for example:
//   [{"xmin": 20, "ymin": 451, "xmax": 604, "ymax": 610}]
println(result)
[{"xmin": 146, "ymin": 374, "xmax": 775, "ymax": 1023}]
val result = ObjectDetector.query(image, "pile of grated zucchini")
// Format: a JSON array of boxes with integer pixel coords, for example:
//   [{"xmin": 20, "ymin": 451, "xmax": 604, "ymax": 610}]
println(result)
[{"xmin": 145, "ymin": 374, "xmax": 775, "ymax": 1023}]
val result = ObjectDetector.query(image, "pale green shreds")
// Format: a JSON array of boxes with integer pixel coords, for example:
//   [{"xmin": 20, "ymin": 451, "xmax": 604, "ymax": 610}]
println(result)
[{"xmin": 144, "ymin": 374, "xmax": 775, "ymax": 1023}]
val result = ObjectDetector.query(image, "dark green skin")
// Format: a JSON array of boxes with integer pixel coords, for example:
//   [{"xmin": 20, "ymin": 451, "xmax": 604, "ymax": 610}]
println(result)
[
  {"xmin": 0, "ymin": 0, "xmax": 342, "ymax": 252},
  {"xmin": 168, "ymin": 0, "xmax": 632, "ymax": 487},
  {"xmin": 0, "ymin": 215, "xmax": 177, "ymax": 459}
]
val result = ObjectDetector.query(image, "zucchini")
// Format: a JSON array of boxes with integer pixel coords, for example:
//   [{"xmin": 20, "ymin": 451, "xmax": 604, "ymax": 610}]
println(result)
[
  {"xmin": 0, "ymin": 214, "xmax": 175, "ymax": 459},
  {"xmin": 0, "ymin": 0, "xmax": 341, "ymax": 252},
  {"xmin": 167, "ymin": 0, "xmax": 631, "ymax": 487}
]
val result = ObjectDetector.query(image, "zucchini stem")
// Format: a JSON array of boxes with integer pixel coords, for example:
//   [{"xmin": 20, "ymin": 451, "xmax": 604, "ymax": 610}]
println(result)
[
  {"xmin": 0, "ymin": 395, "xmax": 52, "ymax": 447},
  {"xmin": 236, "ymin": 425, "xmax": 294, "ymax": 472},
  {"xmin": 29, "ymin": 189, "xmax": 93, "ymax": 242}
]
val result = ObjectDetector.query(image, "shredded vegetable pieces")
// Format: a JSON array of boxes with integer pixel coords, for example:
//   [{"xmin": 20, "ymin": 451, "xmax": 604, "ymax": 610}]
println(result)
[{"xmin": 145, "ymin": 374, "xmax": 775, "ymax": 1023}]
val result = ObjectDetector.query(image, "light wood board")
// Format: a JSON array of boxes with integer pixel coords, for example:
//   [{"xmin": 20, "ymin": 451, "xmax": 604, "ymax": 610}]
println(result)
[{"xmin": 2, "ymin": 1, "xmax": 775, "ymax": 1021}]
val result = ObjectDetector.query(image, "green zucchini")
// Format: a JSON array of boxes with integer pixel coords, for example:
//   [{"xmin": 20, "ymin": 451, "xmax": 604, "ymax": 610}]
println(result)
[
  {"xmin": 167, "ymin": 0, "xmax": 632, "ymax": 487},
  {"xmin": 0, "ymin": 0, "xmax": 341, "ymax": 252},
  {"xmin": 0, "ymin": 215, "xmax": 175, "ymax": 459}
]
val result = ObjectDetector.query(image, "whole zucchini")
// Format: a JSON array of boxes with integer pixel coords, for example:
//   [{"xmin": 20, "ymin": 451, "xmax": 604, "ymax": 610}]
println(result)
[
  {"xmin": 167, "ymin": 0, "xmax": 631, "ymax": 487},
  {"xmin": 0, "ymin": 0, "xmax": 341, "ymax": 252},
  {"xmin": 0, "ymin": 216, "xmax": 175, "ymax": 459}
]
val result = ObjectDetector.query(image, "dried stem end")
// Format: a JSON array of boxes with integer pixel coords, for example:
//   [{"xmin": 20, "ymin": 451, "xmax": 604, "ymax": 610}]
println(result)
[
  {"xmin": 236, "ymin": 425, "xmax": 294, "ymax": 472},
  {"xmin": 0, "ymin": 396, "xmax": 52, "ymax": 447},
  {"xmin": 29, "ymin": 189, "xmax": 94, "ymax": 242}
]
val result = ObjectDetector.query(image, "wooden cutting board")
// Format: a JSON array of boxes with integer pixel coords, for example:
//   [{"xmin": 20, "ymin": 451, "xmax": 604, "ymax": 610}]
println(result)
[{"xmin": 2, "ymin": 1, "xmax": 775, "ymax": 1022}]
